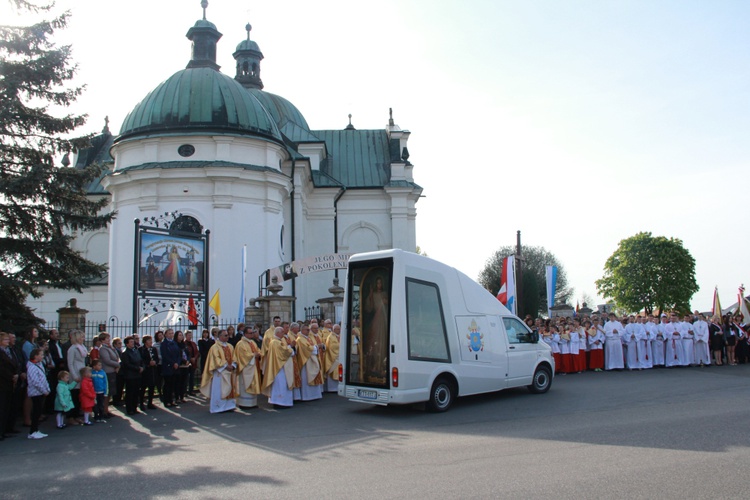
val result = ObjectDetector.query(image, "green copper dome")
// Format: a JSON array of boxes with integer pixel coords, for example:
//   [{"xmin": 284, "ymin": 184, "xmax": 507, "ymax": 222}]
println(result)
[
  {"xmin": 235, "ymin": 39, "xmax": 261, "ymax": 52},
  {"xmin": 117, "ymin": 67, "xmax": 282, "ymax": 142}
]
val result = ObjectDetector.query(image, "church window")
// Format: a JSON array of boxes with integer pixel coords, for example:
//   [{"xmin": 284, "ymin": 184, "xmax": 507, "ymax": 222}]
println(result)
[{"xmin": 178, "ymin": 144, "xmax": 195, "ymax": 157}]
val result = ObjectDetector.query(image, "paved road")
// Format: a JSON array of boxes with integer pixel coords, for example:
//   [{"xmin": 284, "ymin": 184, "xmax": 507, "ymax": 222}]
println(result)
[{"xmin": 2, "ymin": 365, "xmax": 750, "ymax": 499}]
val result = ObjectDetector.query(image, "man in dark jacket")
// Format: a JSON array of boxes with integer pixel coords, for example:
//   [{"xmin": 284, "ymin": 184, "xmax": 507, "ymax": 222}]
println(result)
[
  {"xmin": 121, "ymin": 336, "xmax": 144, "ymax": 415},
  {"xmin": 46, "ymin": 329, "xmax": 65, "ymax": 413},
  {"xmin": 159, "ymin": 329, "xmax": 181, "ymax": 407},
  {"xmin": 139, "ymin": 335, "xmax": 160, "ymax": 411},
  {"xmin": 0, "ymin": 332, "xmax": 20, "ymax": 439}
]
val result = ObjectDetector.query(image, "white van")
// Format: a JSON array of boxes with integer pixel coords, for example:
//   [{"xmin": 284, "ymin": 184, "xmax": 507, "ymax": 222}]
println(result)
[{"xmin": 338, "ymin": 249, "xmax": 554, "ymax": 411}]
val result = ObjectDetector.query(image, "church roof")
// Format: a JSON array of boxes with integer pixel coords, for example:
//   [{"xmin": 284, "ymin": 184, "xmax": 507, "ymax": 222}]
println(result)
[
  {"xmin": 117, "ymin": 67, "xmax": 283, "ymax": 144},
  {"xmin": 247, "ymin": 89, "xmax": 322, "ymax": 143},
  {"xmin": 312, "ymin": 129, "xmax": 392, "ymax": 188},
  {"xmin": 73, "ymin": 127, "xmax": 114, "ymax": 195}
]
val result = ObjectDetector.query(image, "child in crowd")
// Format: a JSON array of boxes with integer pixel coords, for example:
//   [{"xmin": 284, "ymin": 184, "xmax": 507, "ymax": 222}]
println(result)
[
  {"xmin": 26, "ymin": 348, "xmax": 50, "ymax": 439},
  {"xmin": 90, "ymin": 360, "xmax": 108, "ymax": 423},
  {"xmin": 79, "ymin": 367, "xmax": 95, "ymax": 426},
  {"xmin": 89, "ymin": 337, "xmax": 101, "ymax": 364},
  {"xmin": 54, "ymin": 371, "xmax": 78, "ymax": 428}
]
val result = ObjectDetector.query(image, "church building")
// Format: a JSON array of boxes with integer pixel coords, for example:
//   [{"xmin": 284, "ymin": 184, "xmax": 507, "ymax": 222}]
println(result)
[{"xmin": 27, "ymin": 5, "xmax": 421, "ymax": 327}]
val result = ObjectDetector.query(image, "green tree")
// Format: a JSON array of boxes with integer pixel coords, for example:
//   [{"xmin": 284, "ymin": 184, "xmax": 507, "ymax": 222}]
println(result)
[
  {"xmin": 478, "ymin": 245, "xmax": 573, "ymax": 317},
  {"xmin": 0, "ymin": 1, "xmax": 113, "ymax": 331},
  {"xmin": 596, "ymin": 232, "xmax": 698, "ymax": 315}
]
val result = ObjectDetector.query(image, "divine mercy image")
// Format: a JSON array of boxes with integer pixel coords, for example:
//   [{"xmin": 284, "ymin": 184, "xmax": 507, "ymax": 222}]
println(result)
[{"xmin": 139, "ymin": 232, "xmax": 205, "ymax": 292}]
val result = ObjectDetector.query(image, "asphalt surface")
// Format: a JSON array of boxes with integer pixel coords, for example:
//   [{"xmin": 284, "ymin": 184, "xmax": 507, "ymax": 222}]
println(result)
[{"xmin": 2, "ymin": 364, "xmax": 750, "ymax": 499}]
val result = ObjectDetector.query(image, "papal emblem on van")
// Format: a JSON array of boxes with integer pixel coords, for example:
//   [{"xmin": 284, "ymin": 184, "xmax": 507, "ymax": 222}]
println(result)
[{"xmin": 466, "ymin": 319, "xmax": 484, "ymax": 352}]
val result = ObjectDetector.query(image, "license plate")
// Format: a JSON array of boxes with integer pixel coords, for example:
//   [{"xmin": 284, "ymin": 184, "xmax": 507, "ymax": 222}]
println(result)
[{"xmin": 358, "ymin": 389, "xmax": 378, "ymax": 400}]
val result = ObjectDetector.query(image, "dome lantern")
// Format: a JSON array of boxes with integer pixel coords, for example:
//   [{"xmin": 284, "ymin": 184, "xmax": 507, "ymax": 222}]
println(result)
[
  {"xmin": 186, "ymin": 1, "xmax": 222, "ymax": 71},
  {"xmin": 233, "ymin": 22, "xmax": 264, "ymax": 90}
]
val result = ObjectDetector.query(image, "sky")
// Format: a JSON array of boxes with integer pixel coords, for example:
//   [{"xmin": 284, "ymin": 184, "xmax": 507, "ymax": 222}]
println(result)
[{"xmin": 4, "ymin": 0, "xmax": 750, "ymax": 312}]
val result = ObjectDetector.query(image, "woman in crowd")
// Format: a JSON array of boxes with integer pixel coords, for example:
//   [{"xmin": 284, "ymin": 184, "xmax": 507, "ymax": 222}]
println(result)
[
  {"xmin": 65, "ymin": 330, "xmax": 87, "ymax": 417},
  {"xmin": 708, "ymin": 315, "xmax": 725, "ymax": 365},
  {"xmin": 112, "ymin": 337, "xmax": 125, "ymax": 406},
  {"xmin": 723, "ymin": 315, "xmax": 737, "ymax": 366},
  {"xmin": 732, "ymin": 315, "xmax": 748, "ymax": 364},
  {"xmin": 139, "ymin": 335, "xmax": 159, "ymax": 410},
  {"xmin": 97, "ymin": 333, "xmax": 119, "ymax": 418},
  {"xmin": 184, "ymin": 331, "xmax": 199, "ymax": 395},
  {"xmin": 173, "ymin": 331, "xmax": 189, "ymax": 404},
  {"xmin": 198, "ymin": 329, "xmax": 214, "ymax": 377},
  {"xmin": 153, "ymin": 331, "xmax": 164, "ymax": 398}
]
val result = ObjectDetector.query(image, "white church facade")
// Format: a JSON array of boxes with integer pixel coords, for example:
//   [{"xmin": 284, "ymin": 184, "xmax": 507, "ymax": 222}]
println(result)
[{"xmin": 27, "ymin": 7, "xmax": 421, "ymax": 328}]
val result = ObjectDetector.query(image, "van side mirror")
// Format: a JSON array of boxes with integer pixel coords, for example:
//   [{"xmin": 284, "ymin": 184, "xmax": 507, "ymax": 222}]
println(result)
[{"xmin": 528, "ymin": 330, "xmax": 539, "ymax": 343}]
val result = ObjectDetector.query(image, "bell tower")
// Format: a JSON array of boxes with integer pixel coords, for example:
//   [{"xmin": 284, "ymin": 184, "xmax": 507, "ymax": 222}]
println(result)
[{"xmin": 233, "ymin": 22, "xmax": 264, "ymax": 89}]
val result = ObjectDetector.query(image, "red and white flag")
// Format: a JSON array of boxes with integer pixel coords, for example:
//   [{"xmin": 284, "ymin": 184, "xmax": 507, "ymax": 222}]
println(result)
[{"xmin": 496, "ymin": 255, "xmax": 516, "ymax": 315}]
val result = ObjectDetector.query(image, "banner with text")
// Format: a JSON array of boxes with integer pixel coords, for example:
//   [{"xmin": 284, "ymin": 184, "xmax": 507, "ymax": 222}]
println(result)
[{"xmin": 269, "ymin": 253, "xmax": 352, "ymax": 283}]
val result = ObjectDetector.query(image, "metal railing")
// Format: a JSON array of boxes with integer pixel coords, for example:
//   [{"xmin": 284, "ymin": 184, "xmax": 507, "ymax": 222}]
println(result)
[{"xmin": 45, "ymin": 318, "xmax": 249, "ymax": 344}]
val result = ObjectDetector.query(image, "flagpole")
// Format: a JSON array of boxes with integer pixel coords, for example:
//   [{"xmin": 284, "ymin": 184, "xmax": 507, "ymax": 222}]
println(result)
[{"xmin": 238, "ymin": 245, "xmax": 247, "ymax": 323}]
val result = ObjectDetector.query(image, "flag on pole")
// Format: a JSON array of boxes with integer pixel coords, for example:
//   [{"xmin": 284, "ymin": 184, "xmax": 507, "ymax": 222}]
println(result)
[
  {"xmin": 712, "ymin": 287, "xmax": 721, "ymax": 317},
  {"xmin": 738, "ymin": 285, "xmax": 750, "ymax": 322},
  {"xmin": 238, "ymin": 245, "xmax": 247, "ymax": 323},
  {"xmin": 209, "ymin": 289, "xmax": 222, "ymax": 316},
  {"xmin": 188, "ymin": 294, "xmax": 198, "ymax": 327},
  {"xmin": 545, "ymin": 265, "xmax": 558, "ymax": 318},
  {"xmin": 496, "ymin": 255, "xmax": 516, "ymax": 315}
]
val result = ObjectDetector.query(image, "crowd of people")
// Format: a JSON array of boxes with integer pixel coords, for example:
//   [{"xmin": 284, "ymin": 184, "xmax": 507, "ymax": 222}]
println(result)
[
  {"xmin": 3, "ymin": 309, "xmax": 747, "ymax": 442},
  {"xmin": 0, "ymin": 316, "xmax": 343, "ymax": 441},
  {"xmin": 532, "ymin": 311, "xmax": 749, "ymax": 373}
]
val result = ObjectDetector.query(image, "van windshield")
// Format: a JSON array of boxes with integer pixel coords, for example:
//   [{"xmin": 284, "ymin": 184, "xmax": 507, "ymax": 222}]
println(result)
[{"xmin": 346, "ymin": 259, "xmax": 392, "ymax": 388}]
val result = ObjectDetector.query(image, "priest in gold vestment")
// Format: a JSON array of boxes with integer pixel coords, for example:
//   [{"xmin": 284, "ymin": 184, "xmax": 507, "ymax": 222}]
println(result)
[
  {"xmin": 200, "ymin": 329, "xmax": 238, "ymax": 413},
  {"xmin": 295, "ymin": 323, "xmax": 324, "ymax": 401},
  {"xmin": 235, "ymin": 327, "xmax": 262, "ymax": 409},
  {"xmin": 324, "ymin": 324, "xmax": 342, "ymax": 392},
  {"xmin": 262, "ymin": 327, "xmax": 296, "ymax": 408}
]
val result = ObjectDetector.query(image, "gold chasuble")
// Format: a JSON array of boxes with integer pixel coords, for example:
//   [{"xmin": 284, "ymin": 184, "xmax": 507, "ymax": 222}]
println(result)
[
  {"xmin": 320, "ymin": 327, "xmax": 332, "ymax": 342},
  {"xmin": 262, "ymin": 338, "xmax": 296, "ymax": 395},
  {"xmin": 200, "ymin": 342, "xmax": 238, "ymax": 400},
  {"xmin": 325, "ymin": 332, "xmax": 341, "ymax": 380},
  {"xmin": 235, "ymin": 337, "xmax": 261, "ymax": 396},
  {"xmin": 285, "ymin": 334, "xmax": 302, "ymax": 389},
  {"xmin": 296, "ymin": 333, "xmax": 323, "ymax": 386},
  {"xmin": 261, "ymin": 331, "xmax": 275, "ymax": 373}
]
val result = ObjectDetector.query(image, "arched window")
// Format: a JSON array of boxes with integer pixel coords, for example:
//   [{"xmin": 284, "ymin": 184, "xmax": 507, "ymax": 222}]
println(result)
[{"xmin": 170, "ymin": 215, "xmax": 203, "ymax": 235}]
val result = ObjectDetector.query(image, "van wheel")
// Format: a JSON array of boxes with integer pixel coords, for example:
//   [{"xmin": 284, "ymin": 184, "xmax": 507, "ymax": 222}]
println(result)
[
  {"xmin": 528, "ymin": 365, "xmax": 552, "ymax": 394},
  {"xmin": 427, "ymin": 377, "xmax": 455, "ymax": 412}
]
